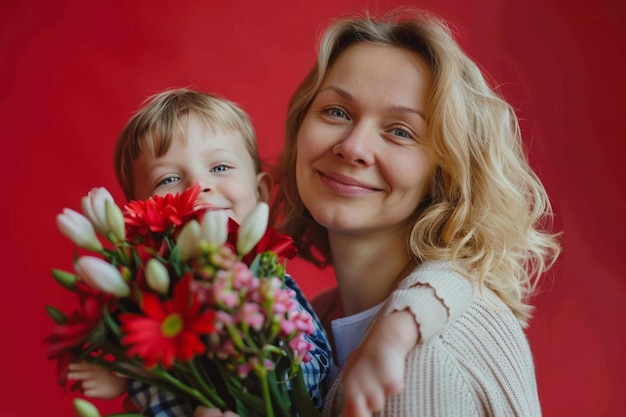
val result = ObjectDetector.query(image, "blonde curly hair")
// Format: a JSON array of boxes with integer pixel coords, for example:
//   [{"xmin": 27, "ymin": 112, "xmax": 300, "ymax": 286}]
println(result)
[{"xmin": 272, "ymin": 7, "xmax": 561, "ymax": 326}]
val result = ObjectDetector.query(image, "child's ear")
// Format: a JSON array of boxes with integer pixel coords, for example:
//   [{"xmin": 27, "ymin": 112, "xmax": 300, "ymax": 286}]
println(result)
[{"xmin": 256, "ymin": 172, "xmax": 273, "ymax": 203}]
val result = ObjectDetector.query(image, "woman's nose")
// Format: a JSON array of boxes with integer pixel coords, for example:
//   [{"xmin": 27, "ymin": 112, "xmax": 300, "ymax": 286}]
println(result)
[{"xmin": 332, "ymin": 124, "xmax": 376, "ymax": 166}]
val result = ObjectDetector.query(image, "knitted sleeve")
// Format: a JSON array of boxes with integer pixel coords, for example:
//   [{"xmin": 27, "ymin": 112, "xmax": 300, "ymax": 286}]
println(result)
[{"xmin": 380, "ymin": 261, "xmax": 474, "ymax": 342}]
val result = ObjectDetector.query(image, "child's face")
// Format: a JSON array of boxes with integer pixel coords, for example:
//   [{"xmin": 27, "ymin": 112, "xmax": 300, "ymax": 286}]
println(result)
[{"xmin": 132, "ymin": 114, "xmax": 270, "ymax": 223}]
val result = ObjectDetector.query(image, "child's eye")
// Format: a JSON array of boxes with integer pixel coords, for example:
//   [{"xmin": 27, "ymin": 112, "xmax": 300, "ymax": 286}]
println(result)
[
  {"xmin": 211, "ymin": 164, "xmax": 230, "ymax": 173},
  {"xmin": 159, "ymin": 176, "xmax": 179, "ymax": 186}
]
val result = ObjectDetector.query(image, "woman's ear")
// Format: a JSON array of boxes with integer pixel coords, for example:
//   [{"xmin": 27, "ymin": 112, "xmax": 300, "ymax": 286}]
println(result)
[{"xmin": 256, "ymin": 171, "xmax": 273, "ymax": 203}]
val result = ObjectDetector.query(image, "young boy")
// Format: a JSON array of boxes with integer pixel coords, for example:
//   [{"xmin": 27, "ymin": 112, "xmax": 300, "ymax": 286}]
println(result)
[
  {"xmin": 67, "ymin": 88, "xmax": 418, "ymax": 416},
  {"xmin": 68, "ymin": 88, "xmax": 331, "ymax": 414}
]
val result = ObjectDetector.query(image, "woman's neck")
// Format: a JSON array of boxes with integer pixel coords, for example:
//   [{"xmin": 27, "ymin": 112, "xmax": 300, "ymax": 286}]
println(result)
[{"xmin": 329, "ymin": 229, "xmax": 415, "ymax": 316}]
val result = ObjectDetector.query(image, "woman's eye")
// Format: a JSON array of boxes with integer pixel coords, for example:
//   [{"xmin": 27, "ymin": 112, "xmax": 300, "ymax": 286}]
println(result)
[
  {"xmin": 391, "ymin": 127, "xmax": 413, "ymax": 139},
  {"xmin": 325, "ymin": 107, "xmax": 348, "ymax": 119},
  {"xmin": 211, "ymin": 164, "xmax": 230, "ymax": 173}
]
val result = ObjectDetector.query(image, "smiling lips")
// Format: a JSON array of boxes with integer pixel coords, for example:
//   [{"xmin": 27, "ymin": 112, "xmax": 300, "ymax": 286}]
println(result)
[
  {"xmin": 317, "ymin": 170, "xmax": 381, "ymax": 195},
  {"xmin": 196, "ymin": 201, "xmax": 229, "ymax": 212}
]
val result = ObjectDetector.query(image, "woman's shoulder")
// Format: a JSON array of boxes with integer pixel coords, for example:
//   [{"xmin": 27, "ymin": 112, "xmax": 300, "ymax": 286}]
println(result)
[{"xmin": 400, "ymin": 260, "xmax": 476, "ymax": 308}]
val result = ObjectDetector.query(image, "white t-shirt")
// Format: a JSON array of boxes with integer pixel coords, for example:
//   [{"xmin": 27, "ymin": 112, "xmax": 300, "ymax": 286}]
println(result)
[{"xmin": 329, "ymin": 302, "xmax": 384, "ymax": 383}]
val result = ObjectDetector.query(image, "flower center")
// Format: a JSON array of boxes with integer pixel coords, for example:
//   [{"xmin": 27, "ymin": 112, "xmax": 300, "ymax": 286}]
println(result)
[{"xmin": 161, "ymin": 313, "xmax": 183, "ymax": 338}]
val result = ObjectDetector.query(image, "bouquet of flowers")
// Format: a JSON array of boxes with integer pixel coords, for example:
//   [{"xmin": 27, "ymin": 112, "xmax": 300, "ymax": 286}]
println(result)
[{"xmin": 46, "ymin": 184, "xmax": 319, "ymax": 417}]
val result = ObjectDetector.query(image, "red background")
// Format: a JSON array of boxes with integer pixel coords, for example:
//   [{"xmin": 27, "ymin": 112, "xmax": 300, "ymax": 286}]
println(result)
[{"xmin": 1, "ymin": 1, "xmax": 624, "ymax": 416}]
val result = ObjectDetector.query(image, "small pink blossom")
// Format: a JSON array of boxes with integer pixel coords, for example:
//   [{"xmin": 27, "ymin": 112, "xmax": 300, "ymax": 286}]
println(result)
[
  {"xmin": 212, "ymin": 272, "xmax": 239, "ymax": 308},
  {"xmin": 231, "ymin": 262, "xmax": 256, "ymax": 291},
  {"xmin": 272, "ymin": 288, "xmax": 297, "ymax": 315},
  {"xmin": 289, "ymin": 333, "xmax": 314, "ymax": 364},
  {"xmin": 289, "ymin": 311, "xmax": 315, "ymax": 334},
  {"xmin": 239, "ymin": 303, "xmax": 264, "ymax": 331},
  {"xmin": 280, "ymin": 319, "xmax": 296, "ymax": 335}
]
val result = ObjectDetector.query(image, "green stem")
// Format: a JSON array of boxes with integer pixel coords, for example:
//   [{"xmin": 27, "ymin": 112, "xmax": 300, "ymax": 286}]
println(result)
[
  {"xmin": 150, "ymin": 367, "xmax": 216, "ymax": 408},
  {"xmin": 256, "ymin": 364, "xmax": 275, "ymax": 417},
  {"xmin": 189, "ymin": 361, "xmax": 228, "ymax": 410}
]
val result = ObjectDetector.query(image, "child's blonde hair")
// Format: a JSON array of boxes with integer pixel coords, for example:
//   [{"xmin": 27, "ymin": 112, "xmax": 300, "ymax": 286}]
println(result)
[{"xmin": 114, "ymin": 88, "xmax": 261, "ymax": 200}]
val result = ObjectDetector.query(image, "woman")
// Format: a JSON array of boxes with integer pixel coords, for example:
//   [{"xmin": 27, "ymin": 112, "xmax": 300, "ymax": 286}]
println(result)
[{"xmin": 272, "ymin": 6, "xmax": 561, "ymax": 417}]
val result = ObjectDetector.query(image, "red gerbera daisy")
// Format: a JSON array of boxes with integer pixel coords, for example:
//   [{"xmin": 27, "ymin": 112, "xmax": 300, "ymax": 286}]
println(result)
[
  {"xmin": 120, "ymin": 274, "xmax": 216, "ymax": 368},
  {"xmin": 46, "ymin": 282, "xmax": 115, "ymax": 385},
  {"xmin": 124, "ymin": 183, "xmax": 204, "ymax": 240}
]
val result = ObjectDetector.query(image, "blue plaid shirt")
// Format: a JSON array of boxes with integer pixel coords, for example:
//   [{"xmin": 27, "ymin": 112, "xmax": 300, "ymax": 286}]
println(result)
[{"xmin": 128, "ymin": 275, "xmax": 332, "ymax": 416}]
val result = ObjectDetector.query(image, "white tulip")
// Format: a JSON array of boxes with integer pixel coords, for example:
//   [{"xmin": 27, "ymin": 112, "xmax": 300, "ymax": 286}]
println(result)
[
  {"xmin": 237, "ymin": 202, "xmax": 269, "ymax": 256},
  {"xmin": 81, "ymin": 187, "xmax": 115, "ymax": 235},
  {"xmin": 75, "ymin": 256, "xmax": 130, "ymax": 297},
  {"xmin": 177, "ymin": 220, "xmax": 201, "ymax": 261},
  {"xmin": 73, "ymin": 398, "xmax": 102, "ymax": 417},
  {"xmin": 145, "ymin": 258, "xmax": 170, "ymax": 294},
  {"xmin": 200, "ymin": 210, "xmax": 228, "ymax": 246},
  {"xmin": 105, "ymin": 199, "xmax": 126, "ymax": 242},
  {"xmin": 57, "ymin": 208, "xmax": 103, "ymax": 252}
]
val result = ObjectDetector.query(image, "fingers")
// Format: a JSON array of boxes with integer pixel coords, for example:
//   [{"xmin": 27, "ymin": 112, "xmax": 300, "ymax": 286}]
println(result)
[
  {"xmin": 342, "ymin": 384, "xmax": 385, "ymax": 417},
  {"xmin": 67, "ymin": 362, "xmax": 128, "ymax": 383},
  {"xmin": 193, "ymin": 407, "xmax": 226, "ymax": 417},
  {"xmin": 81, "ymin": 379, "xmax": 109, "ymax": 398},
  {"xmin": 67, "ymin": 361, "xmax": 102, "ymax": 372},
  {"xmin": 66, "ymin": 362, "xmax": 129, "ymax": 399},
  {"xmin": 193, "ymin": 407, "xmax": 240, "ymax": 417},
  {"xmin": 343, "ymin": 393, "xmax": 376, "ymax": 417},
  {"xmin": 340, "ymin": 349, "xmax": 407, "ymax": 417}
]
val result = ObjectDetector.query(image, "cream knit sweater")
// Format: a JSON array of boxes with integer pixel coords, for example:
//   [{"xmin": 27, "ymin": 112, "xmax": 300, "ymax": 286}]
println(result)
[{"xmin": 322, "ymin": 261, "xmax": 541, "ymax": 417}]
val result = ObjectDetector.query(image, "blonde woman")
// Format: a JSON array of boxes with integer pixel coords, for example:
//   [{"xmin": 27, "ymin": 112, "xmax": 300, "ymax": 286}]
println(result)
[{"xmin": 273, "ymin": 7, "xmax": 561, "ymax": 417}]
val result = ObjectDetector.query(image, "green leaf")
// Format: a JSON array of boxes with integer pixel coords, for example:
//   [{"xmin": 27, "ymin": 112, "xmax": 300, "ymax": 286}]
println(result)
[
  {"xmin": 230, "ymin": 389, "xmax": 266, "ymax": 417},
  {"xmin": 51, "ymin": 269, "xmax": 77, "ymax": 290},
  {"xmin": 248, "ymin": 253, "xmax": 261, "ymax": 275},
  {"xmin": 45, "ymin": 305, "xmax": 68, "ymax": 324},
  {"xmin": 289, "ymin": 368, "xmax": 321, "ymax": 417},
  {"xmin": 266, "ymin": 371, "xmax": 292, "ymax": 417},
  {"xmin": 102, "ymin": 308, "xmax": 121, "ymax": 339}
]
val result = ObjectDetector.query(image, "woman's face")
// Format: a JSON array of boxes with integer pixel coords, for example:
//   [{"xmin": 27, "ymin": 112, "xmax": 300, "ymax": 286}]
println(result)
[{"xmin": 296, "ymin": 43, "xmax": 436, "ymax": 238}]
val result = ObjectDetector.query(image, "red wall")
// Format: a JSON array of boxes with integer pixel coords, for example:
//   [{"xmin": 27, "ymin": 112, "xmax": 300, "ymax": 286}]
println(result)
[{"xmin": 1, "ymin": 1, "xmax": 624, "ymax": 416}]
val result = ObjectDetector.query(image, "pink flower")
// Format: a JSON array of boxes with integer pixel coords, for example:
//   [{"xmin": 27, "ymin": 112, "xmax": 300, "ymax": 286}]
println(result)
[
  {"xmin": 272, "ymin": 288, "xmax": 297, "ymax": 315},
  {"xmin": 212, "ymin": 271, "xmax": 239, "ymax": 308},
  {"xmin": 289, "ymin": 333, "xmax": 314, "ymax": 364},
  {"xmin": 231, "ymin": 262, "xmax": 256, "ymax": 291},
  {"xmin": 239, "ymin": 303, "xmax": 264, "ymax": 331},
  {"xmin": 289, "ymin": 310, "xmax": 315, "ymax": 334}
]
